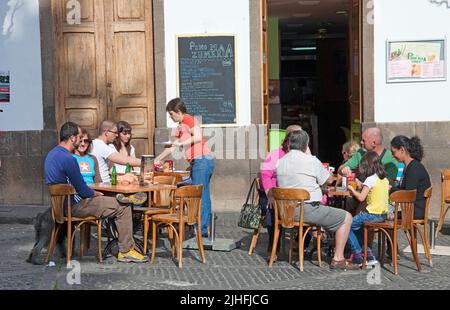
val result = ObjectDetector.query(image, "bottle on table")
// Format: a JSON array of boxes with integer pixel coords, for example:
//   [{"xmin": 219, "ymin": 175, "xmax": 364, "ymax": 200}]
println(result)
[
  {"xmin": 111, "ymin": 165, "xmax": 117, "ymax": 185},
  {"xmin": 125, "ymin": 163, "xmax": 131, "ymax": 174}
]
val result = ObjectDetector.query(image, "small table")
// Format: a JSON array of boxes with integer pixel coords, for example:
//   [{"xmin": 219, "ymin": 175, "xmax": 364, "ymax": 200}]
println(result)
[
  {"xmin": 88, "ymin": 182, "xmax": 177, "ymax": 257},
  {"xmin": 324, "ymin": 187, "xmax": 350, "ymax": 210}
]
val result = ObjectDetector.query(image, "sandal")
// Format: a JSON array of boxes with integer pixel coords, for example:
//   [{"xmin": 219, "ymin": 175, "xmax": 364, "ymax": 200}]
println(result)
[{"xmin": 330, "ymin": 258, "xmax": 360, "ymax": 270}]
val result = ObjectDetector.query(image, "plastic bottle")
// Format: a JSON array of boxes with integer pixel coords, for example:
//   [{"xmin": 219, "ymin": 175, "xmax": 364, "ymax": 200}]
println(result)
[
  {"xmin": 125, "ymin": 163, "xmax": 131, "ymax": 174},
  {"xmin": 342, "ymin": 175, "xmax": 348, "ymax": 190},
  {"xmin": 111, "ymin": 165, "xmax": 117, "ymax": 185}
]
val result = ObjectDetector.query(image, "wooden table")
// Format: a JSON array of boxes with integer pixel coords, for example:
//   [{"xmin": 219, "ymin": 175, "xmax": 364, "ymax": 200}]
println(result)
[
  {"xmin": 324, "ymin": 187, "xmax": 350, "ymax": 210},
  {"xmin": 83, "ymin": 182, "xmax": 177, "ymax": 257}
]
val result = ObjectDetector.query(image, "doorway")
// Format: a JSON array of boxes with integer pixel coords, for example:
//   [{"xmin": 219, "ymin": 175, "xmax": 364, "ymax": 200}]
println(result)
[
  {"xmin": 266, "ymin": 0, "xmax": 362, "ymax": 167},
  {"xmin": 52, "ymin": 0, "xmax": 156, "ymax": 155}
]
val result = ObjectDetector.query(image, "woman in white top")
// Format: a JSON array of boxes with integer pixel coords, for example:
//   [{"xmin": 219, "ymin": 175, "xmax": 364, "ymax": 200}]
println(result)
[{"xmin": 110, "ymin": 121, "xmax": 137, "ymax": 174}]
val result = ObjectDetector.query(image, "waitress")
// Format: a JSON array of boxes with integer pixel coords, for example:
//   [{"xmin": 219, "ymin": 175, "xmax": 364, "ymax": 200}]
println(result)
[{"xmin": 155, "ymin": 98, "xmax": 215, "ymax": 237}]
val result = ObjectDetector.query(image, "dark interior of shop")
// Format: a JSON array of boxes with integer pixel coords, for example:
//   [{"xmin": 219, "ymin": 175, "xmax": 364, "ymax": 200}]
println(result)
[{"xmin": 269, "ymin": 0, "xmax": 353, "ymax": 168}]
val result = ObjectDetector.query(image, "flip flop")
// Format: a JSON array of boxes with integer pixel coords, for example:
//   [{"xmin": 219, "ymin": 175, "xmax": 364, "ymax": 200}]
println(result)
[{"xmin": 330, "ymin": 258, "xmax": 360, "ymax": 270}]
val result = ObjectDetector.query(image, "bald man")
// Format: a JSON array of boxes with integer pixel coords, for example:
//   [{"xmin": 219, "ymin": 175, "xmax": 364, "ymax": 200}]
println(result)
[{"xmin": 338, "ymin": 127, "xmax": 398, "ymax": 184}]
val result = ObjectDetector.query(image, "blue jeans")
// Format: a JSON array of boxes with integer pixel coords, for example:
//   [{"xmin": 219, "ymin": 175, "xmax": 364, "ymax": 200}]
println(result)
[
  {"xmin": 191, "ymin": 155, "xmax": 215, "ymax": 235},
  {"xmin": 348, "ymin": 211, "xmax": 386, "ymax": 254}
]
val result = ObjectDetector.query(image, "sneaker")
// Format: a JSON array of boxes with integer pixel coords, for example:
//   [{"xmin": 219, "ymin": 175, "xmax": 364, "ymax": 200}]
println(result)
[
  {"xmin": 351, "ymin": 252, "xmax": 363, "ymax": 266},
  {"xmin": 117, "ymin": 248, "xmax": 149, "ymax": 263}
]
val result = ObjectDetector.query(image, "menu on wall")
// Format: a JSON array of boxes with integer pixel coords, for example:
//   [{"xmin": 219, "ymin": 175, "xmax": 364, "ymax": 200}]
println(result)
[
  {"xmin": 0, "ymin": 71, "xmax": 10, "ymax": 103},
  {"xmin": 177, "ymin": 35, "xmax": 237, "ymax": 125},
  {"xmin": 387, "ymin": 39, "xmax": 446, "ymax": 82}
]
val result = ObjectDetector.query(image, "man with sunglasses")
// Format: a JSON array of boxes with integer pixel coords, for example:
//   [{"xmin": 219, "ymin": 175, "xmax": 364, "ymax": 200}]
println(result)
[{"xmin": 91, "ymin": 120, "xmax": 141, "ymax": 183}]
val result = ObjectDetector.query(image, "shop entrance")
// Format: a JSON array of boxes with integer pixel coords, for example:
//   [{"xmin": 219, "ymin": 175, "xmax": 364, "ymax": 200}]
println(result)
[{"xmin": 265, "ymin": 0, "xmax": 362, "ymax": 167}]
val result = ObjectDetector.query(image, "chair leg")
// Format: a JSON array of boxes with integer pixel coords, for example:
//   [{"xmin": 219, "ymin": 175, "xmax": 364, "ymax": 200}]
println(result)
[
  {"xmin": 393, "ymin": 231, "xmax": 399, "ymax": 275},
  {"xmin": 362, "ymin": 227, "xmax": 368, "ymax": 270},
  {"xmin": 248, "ymin": 227, "xmax": 260, "ymax": 256},
  {"xmin": 97, "ymin": 221, "xmax": 102, "ymax": 263},
  {"xmin": 420, "ymin": 224, "xmax": 433, "ymax": 267},
  {"xmin": 67, "ymin": 223, "xmax": 74, "ymax": 267},
  {"xmin": 150, "ymin": 221, "xmax": 157, "ymax": 264},
  {"xmin": 435, "ymin": 205, "xmax": 450, "ymax": 240},
  {"xmin": 268, "ymin": 226, "xmax": 280, "ymax": 267},
  {"xmin": 45, "ymin": 226, "xmax": 59, "ymax": 264},
  {"xmin": 178, "ymin": 224, "xmax": 184, "ymax": 268},
  {"xmin": 143, "ymin": 214, "xmax": 149, "ymax": 254},
  {"xmin": 380, "ymin": 231, "xmax": 385, "ymax": 267},
  {"xmin": 196, "ymin": 225, "xmax": 206, "ymax": 263},
  {"xmin": 288, "ymin": 229, "xmax": 293, "ymax": 265},
  {"xmin": 316, "ymin": 227, "xmax": 322, "ymax": 268},
  {"xmin": 298, "ymin": 228, "xmax": 304, "ymax": 272},
  {"xmin": 281, "ymin": 228, "xmax": 286, "ymax": 259},
  {"xmin": 407, "ymin": 229, "xmax": 422, "ymax": 272}
]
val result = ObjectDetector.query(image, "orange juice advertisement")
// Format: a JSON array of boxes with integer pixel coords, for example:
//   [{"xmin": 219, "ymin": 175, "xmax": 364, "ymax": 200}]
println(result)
[{"xmin": 387, "ymin": 40, "xmax": 445, "ymax": 80}]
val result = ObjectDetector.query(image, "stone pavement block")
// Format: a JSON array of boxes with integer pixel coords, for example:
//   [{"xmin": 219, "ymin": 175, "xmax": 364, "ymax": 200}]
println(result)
[{"xmin": 1, "ymin": 214, "xmax": 450, "ymax": 290}]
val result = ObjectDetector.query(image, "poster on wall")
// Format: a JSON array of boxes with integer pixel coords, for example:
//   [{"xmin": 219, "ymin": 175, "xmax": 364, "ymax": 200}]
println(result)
[
  {"xmin": 386, "ymin": 39, "xmax": 446, "ymax": 83},
  {"xmin": 177, "ymin": 35, "xmax": 237, "ymax": 125},
  {"xmin": 0, "ymin": 71, "xmax": 10, "ymax": 103}
]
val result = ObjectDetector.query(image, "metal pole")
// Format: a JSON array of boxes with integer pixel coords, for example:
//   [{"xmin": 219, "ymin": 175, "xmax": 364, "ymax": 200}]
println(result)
[{"xmin": 209, "ymin": 212, "xmax": 215, "ymax": 242}]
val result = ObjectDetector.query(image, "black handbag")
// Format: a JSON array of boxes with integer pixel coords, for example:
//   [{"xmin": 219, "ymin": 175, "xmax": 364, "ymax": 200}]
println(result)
[{"xmin": 238, "ymin": 178, "xmax": 262, "ymax": 229}]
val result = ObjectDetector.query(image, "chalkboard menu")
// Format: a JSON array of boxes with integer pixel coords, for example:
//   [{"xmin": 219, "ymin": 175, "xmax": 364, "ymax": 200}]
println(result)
[{"xmin": 177, "ymin": 35, "xmax": 237, "ymax": 125}]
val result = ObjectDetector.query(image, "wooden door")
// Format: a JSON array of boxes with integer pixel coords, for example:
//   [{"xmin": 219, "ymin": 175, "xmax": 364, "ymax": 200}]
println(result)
[
  {"xmin": 104, "ymin": 0, "xmax": 155, "ymax": 155},
  {"xmin": 348, "ymin": 0, "xmax": 362, "ymax": 141},
  {"xmin": 52, "ymin": 0, "xmax": 155, "ymax": 156}
]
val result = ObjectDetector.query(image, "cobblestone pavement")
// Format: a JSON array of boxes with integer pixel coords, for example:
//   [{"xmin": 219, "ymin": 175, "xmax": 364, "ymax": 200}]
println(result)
[{"xmin": 1, "ymin": 212, "xmax": 450, "ymax": 290}]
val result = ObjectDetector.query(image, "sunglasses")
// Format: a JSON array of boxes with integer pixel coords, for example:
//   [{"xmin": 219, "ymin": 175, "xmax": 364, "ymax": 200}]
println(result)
[{"xmin": 81, "ymin": 139, "xmax": 91, "ymax": 144}]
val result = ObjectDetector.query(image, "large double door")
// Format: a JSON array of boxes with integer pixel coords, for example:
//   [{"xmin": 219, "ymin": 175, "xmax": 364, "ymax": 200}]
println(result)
[{"xmin": 52, "ymin": 0, "xmax": 155, "ymax": 155}]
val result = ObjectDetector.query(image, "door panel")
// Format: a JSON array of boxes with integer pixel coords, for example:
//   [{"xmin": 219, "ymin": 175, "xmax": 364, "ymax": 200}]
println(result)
[
  {"xmin": 53, "ymin": 0, "xmax": 107, "ymax": 137},
  {"xmin": 105, "ymin": 0, "xmax": 155, "ymax": 156}
]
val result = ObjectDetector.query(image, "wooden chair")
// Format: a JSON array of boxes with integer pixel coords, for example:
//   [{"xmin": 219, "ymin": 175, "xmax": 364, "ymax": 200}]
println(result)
[
  {"xmin": 435, "ymin": 169, "xmax": 450, "ymax": 240},
  {"xmin": 362, "ymin": 190, "xmax": 418, "ymax": 275},
  {"xmin": 137, "ymin": 176, "xmax": 176, "ymax": 254},
  {"xmin": 413, "ymin": 187, "xmax": 433, "ymax": 267},
  {"xmin": 268, "ymin": 188, "xmax": 322, "ymax": 271},
  {"xmin": 46, "ymin": 184, "xmax": 103, "ymax": 266},
  {"xmin": 150, "ymin": 185, "xmax": 205, "ymax": 268}
]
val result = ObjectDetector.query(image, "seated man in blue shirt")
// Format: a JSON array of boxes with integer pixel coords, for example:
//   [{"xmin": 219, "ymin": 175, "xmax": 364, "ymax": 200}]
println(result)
[{"xmin": 44, "ymin": 121, "xmax": 147, "ymax": 263}]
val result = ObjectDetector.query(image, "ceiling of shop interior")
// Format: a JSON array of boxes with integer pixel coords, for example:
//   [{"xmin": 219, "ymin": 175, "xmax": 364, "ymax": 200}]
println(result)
[{"xmin": 268, "ymin": 0, "xmax": 350, "ymax": 38}]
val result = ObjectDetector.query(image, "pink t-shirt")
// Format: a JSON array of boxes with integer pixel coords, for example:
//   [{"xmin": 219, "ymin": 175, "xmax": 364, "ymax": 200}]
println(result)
[{"xmin": 260, "ymin": 147, "xmax": 286, "ymax": 193}]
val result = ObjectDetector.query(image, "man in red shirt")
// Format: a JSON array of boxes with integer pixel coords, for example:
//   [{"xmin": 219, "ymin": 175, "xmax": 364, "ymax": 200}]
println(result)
[{"xmin": 155, "ymin": 98, "xmax": 215, "ymax": 236}]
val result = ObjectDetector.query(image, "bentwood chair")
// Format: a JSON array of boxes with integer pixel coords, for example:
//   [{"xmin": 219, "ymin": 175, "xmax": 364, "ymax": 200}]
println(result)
[
  {"xmin": 135, "ymin": 176, "xmax": 176, "ymax": 254},
  {"xmin": 435, "ymin": 169, "xmax": 450, "ymax": 240},
  {"xmin": 268, "ymin": 188, "xmax": 322, "ymax": 271},
  {"xmin": 46, "ymin": 184, "xmax": 103, "ymax": 266},
  {"xmin": 413, "ymin": 187, "xmax": 433, "ymax": 267},
  {"xmin": 362, "ymin": 190, "xmax": 418, "ymax": 275},
  {"xmin": 150, "ymin": 185, "xmax": 205, "ymax": 268}
]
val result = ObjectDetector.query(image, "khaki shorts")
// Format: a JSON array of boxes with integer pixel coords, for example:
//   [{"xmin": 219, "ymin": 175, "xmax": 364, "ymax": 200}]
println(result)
[{"xmin": 294, "ymin": 202, "xmax": 347, "ymax": 232}]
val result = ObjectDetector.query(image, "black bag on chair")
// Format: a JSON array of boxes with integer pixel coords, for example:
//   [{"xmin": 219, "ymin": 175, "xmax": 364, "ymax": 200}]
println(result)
[{"xmin": 238, "ymin": 178, "xmax": 261, "ymax": 229}]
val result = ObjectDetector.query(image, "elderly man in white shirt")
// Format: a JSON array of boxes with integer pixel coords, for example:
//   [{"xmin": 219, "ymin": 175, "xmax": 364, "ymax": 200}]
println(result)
[{"xmin": 276, "ymin": 129, "xmax": 359, "ymax": 270}]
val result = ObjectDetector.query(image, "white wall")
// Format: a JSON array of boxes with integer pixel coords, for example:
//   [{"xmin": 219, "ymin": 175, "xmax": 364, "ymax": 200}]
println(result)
[
  {"xmin": 374, "ymin": 0, "xmax": 450, "ymax": 123},
  {"xmin": 0, "ymin": 0, "xmax": 43, "ymax": 131},
  {"xmin": 164, "ymin": 0, "xmax": 251, "ymax": 127}
]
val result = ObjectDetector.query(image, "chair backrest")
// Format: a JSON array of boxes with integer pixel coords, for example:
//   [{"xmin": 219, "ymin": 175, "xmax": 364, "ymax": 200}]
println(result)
[
  {"xmin": 271, "ymin": 187, "xmax": 310, "ymax": 229},
  {"xmin": 153, "ymin": 176, "xmax": 176, "ymax": 207},
  {"xmin": 175, "ymin": 185, "xmax": 203, "ymax": 225},
  {"xmin": 423, "ymin": 187, "xmax": 433, "ymax": 223},
  {"xmin": 441, "ymin": 169, "xmax": 450, "ymax": 204},
  {"xmin": 390, "ymin": 189, "xmax": 417, "ymax": 230},
  {"xmin": 48, "ymin": 184, "xmax": 76, "ymax": 224}
]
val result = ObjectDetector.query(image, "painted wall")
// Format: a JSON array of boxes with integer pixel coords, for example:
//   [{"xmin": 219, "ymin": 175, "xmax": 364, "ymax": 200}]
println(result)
[
  {"xmin": 374, "ymin": 0, "xmax": 450, "ymax": 123},
  {"xmin": 164, "ymin": 0, "xmax": 251, "ymax": 127},
  {"xmin": 0, "ymin": 0, "xmax": 43, "ymax": 131}
]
